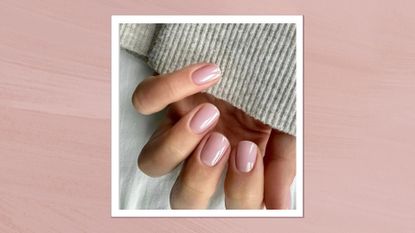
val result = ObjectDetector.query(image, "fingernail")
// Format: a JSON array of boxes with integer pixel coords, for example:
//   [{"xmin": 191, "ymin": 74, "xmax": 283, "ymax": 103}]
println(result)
[
  {"xmin": 189, "ymin": 104, "xmax": 220, "ymax": 134},
  {"xmin": 192, "ymin": 64, "xmax": 221, "ymax": 85},
  {"xmin": 200, "ymin": 133, "xmax": 229, "ymax": 167},
  {"xmin": 236, "ymin": 141, "xmax": 257, "ymax": 173}
]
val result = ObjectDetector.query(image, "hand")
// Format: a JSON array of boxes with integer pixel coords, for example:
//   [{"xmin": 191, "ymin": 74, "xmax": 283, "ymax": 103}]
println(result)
[{"xmin": 133, "ymin": 63, "xmax": 296, "ymax": 209}]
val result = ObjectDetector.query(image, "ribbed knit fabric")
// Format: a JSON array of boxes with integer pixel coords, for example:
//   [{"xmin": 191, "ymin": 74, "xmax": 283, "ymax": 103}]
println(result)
[
  {"xmin": 120, "ymin": 24, "xmax": 296, "ymax": 135},
  {"xmin": 120, "ymin": 24, "xmax": 157, "ymax": 57}
]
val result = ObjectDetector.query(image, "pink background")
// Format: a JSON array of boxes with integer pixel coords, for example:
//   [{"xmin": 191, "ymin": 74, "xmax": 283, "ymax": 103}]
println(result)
[{"xmin": 1, "ymin": 0, "xmax": 415, "ymax": 232}]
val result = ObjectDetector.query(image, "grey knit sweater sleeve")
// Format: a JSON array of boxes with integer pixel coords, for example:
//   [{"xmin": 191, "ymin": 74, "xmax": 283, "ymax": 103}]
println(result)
[{"xmin": 120, "ymin": 23, "xmax": 296, "ymax": 135}]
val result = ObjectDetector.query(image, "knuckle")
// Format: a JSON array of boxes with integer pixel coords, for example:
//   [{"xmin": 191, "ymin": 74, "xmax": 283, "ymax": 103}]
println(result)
[
  {"xmin": 162, "ymin": 128, "xmax": 190, "ymax": 160},
  {"xmin": 170, "ymin": 181, "xmax": 211, "ymax": 209},
  {"xmin": 225, "ymin": 191, "xmax": 263, "ymax": 205},
  {"xmin": 160, "ymin": 79, "xmax": 178, "ymax": 101},
  {"xmin": 179, "ymin": 178, "xmax": 215, "ymax": 200},
  {"xmin": 224, "ymin": 181, "xmax": 263, "ymax": 202},
  {"xmin": 164, "ymin": 143, "xmax": 186, "ymax": 160},
  {"xmin": 178, "ymin": 169, "xmax": 218, "ymax": 199}
]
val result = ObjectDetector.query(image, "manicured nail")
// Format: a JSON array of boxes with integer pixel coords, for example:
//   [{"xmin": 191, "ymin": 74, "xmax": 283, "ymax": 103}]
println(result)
[
  {"xmin": 189, "ymin": 104, "xmax": 220, "ymax": 134},
  {"xmin": 200, "ymin": 133, "xmax": 229, "ymax": 167},
  {"xmin": 192, "ymin": 64, "xmax": 221, "ymax": 85},
  {"xmin": 236, "ymin": 141, "xmax": 257, "ymax": 172}
]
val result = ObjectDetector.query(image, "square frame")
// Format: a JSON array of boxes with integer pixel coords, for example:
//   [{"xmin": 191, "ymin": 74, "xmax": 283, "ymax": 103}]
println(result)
[{"xmin": 111, "ymin": 15, "xmax": 303, "ymax": 217}]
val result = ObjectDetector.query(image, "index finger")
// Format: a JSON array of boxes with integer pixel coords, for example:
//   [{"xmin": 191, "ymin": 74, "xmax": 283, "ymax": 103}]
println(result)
[{"xmin": 132, "ymin": 63, "xmax": 221, "ymax": 115}]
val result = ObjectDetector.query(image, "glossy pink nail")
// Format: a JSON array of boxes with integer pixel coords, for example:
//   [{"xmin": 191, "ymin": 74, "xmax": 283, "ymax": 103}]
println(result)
[
  {"xmin": 189, "ymin": 104, "xmax": 219, "ymax": 134},
  {"xmin": 192, "ymin": 64, "xmax": 221, "ymax": 85},
  {"xmin": 236, "ymin": 141, "xmax": 257, "ymax": 173},
  {"xmin": 200, "ymin": 133, "xmax": 229, "ymax": 167}
]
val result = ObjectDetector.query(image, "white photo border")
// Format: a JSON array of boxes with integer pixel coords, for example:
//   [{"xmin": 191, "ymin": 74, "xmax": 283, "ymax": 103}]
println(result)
[{"xmin": 111, "ymin": 15, "xmax": 304, "ymax": 217}]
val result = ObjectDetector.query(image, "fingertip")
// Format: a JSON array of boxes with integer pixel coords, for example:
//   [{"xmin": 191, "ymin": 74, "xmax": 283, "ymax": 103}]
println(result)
[
  {"xmin": 131, "ymin": 80, "xmax": 154, "ymax": 115},
  {"xmin": 132, "ymin": 93, "xmax": 151, "ymax": 115}
]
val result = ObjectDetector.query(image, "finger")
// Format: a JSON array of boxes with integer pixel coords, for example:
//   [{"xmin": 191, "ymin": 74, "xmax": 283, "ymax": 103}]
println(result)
[
  {"xmin": 264, "ymin": 130, "xmax": 296, "ymax": 209},
  {"xmin": 224, "ymin": 141, "xmax": 264, "ymax": 209},
  {"xmin": 138, "ymin": 103, "xmax": 220, "ymax": 177},
  {"xmin": 170, "ymin": 132, "xmax": 230, "ymax": 209},
  {"xmin": 132, "ymin": 63, "xmax": 221, "ymax": 115}
]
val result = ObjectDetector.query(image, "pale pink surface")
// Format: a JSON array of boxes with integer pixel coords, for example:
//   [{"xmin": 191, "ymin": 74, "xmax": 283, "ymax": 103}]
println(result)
[
  {"xmin": 189, "ymin": 104, "xmax": 220, "ymax": 134},
  {"xmin": 1, "ymin": 1, "xmax": 415, "ymax": 233},
  {"xmin": 200, "ymin": 133, "xmax": 229, "ymax": 166},
  {"xmin": 236, "ymin": 141, "xmax": 257, "ymax": 172},
  {"xmin": 192, "ymin": 64, "xmax": 221, "ymax": 85}
]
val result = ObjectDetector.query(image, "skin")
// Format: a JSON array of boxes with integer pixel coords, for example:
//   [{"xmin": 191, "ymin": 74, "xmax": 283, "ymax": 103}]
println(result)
[{"xmin": 133, "ymin": 63, "xmax": 296, "ymax": 209}]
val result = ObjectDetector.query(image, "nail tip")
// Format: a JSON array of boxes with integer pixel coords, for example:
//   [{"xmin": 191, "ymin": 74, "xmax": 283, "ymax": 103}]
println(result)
[
  {"xmin": 238, "ymin": 140, "xmax": 257, "ymax": 149},
  {"xmin": 211, "ymin": 132, "xmax": 228, "ymax": 143},
  {"xmin": 192, "ymin": 64, "xmax": 222, "ymax": 85}
]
